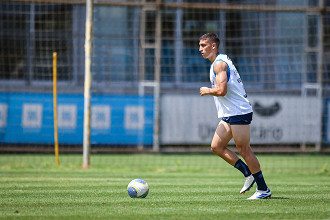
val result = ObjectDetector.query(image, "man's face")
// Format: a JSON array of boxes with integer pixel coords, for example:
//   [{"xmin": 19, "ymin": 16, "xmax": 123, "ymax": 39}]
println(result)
[{"xmin": 199, "ymin": 39, "xmax": 215, "ymax": 59}]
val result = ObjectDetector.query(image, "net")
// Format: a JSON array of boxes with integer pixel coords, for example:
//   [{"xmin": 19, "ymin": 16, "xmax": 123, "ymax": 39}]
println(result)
[{"xmin": 0, "ymin": 0, "xmax": 329, "ymax": 167}]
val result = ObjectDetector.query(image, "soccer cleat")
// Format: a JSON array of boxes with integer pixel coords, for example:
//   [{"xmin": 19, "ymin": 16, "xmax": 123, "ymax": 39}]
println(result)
[
  {"xmin": 247, "ymin": 188, "xmax": 271, "ymax": 200},
  {"xmin": 240, "ymin": 175, "xmax": 255, "ymax": 194}
]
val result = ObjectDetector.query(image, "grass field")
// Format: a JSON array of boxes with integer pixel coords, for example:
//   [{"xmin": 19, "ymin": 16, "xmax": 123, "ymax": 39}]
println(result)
[{"xmin": 0, "ymin": 154, "xmax": 329, "ymax": 219}]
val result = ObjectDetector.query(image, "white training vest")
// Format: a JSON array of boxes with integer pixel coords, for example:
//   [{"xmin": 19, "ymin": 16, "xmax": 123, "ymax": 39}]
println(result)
[{"xmin": 210, "ymin": 54, "xmax": 253, "ymax": 118}]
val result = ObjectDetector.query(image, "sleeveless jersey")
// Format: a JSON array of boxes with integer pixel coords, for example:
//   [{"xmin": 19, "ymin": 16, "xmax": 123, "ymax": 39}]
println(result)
[{"xmin": 210, "ymin": 54, "xmax": 253, "ymax": 118}]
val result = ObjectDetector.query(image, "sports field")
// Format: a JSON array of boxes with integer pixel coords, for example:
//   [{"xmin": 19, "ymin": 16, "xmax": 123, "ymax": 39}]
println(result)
[{"xmin": 0, "ymin": 154, "xmax": 329, "ymax": 219}]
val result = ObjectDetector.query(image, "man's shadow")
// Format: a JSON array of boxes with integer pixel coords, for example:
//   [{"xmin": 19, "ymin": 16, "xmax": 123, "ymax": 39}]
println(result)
[{"xmin": 268, "ymin": 197, "xmax": 289, "ymax": 200}]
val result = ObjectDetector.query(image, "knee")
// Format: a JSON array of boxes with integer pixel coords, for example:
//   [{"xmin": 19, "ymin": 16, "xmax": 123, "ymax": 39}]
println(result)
[
  {"xmin": 237, "ymin": 147, "xmax": 244, "ymax": 156},
  {"xmin": 237, "ymin": 145, "xmax": 252, "ymax": 158},
  {"xmin": 210, "ymin": 144, "xmax": 217, "ymax": 154},
  {"xmin": 211, "ymin": 144, "xmax": 223, "ymax": 154}
]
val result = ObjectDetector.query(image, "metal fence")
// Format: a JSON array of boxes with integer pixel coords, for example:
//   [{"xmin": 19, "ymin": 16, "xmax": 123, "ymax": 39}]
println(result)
[{"xmin": 0, "ymin": 0, "xmax": 330, "ymax": 153}]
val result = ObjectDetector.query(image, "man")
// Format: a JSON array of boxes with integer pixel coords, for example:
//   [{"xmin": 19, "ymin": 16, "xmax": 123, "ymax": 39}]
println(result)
[{"xmin": 199, "ymin": 33, "xmax": 271, "ymax": 200}]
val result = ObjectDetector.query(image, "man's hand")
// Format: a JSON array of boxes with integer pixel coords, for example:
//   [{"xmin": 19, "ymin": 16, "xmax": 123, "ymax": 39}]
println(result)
[{"xmin": 200, "ymin": 87, "xmax": 210, "ymax": 96}]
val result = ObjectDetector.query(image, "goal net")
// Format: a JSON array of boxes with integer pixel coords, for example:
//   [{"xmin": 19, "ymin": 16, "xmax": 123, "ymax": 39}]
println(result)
[{"xmin": 0, "ymin": 0, "xmax": 329, "ymax": 168}]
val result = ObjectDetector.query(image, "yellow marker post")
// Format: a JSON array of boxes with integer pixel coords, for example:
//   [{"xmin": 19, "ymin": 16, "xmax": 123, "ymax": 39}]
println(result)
[{"xmin": 53, "ymin": 52, "xmax": 59, "ymax": 166}]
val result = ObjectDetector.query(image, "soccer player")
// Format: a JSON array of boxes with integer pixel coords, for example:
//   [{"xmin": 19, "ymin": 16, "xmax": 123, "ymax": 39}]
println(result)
[{"xmin": 199, "ymin": 33, "xmax": 271, "ymax": 200}]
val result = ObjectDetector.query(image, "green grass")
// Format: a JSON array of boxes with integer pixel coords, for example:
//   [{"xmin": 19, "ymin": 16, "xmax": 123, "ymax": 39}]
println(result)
[{"xmin": 0, "ymin": 154, "xmax": 329, "ymax": 219}]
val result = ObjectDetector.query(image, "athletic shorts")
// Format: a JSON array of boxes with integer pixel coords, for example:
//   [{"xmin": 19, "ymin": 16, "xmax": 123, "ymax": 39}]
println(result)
[{"xmin": 221, "ymin": 112, "xmax": 253, "ymax": 125}]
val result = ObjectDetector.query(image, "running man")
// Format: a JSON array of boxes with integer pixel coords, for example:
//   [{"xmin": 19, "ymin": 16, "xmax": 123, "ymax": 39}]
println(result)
[{"xmin": 199, "ymin": 33, "xmax": 271, "ymax": 200}]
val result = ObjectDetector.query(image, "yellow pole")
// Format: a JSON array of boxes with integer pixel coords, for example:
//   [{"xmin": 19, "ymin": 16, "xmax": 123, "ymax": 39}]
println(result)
[{"xmin": 53, "ymin": 52, "xmax": 59, "ymax": 166}]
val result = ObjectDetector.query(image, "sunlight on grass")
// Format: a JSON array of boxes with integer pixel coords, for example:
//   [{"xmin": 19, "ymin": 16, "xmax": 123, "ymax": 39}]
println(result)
[{"xmin": 0, "ymin": 154, "xmax": 329, "ymax": 219}]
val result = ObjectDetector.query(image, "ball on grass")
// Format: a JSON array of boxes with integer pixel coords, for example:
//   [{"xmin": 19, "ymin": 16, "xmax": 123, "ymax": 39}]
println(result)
[{"xmin": 127, "ymin": 179, "xmax": 149, "ymax": 198}]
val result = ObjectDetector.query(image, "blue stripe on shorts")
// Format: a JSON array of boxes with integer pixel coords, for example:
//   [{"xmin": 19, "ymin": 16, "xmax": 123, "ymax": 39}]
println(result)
[{"xmin": 221, "ymin": 112, "xmax": 253, "ymax": 125}]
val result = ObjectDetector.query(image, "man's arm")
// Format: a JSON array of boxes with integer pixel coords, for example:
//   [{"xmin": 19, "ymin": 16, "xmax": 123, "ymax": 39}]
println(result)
[{"xmin": 200, "ymin": 61, "xmax": 228, "ymax": 97}]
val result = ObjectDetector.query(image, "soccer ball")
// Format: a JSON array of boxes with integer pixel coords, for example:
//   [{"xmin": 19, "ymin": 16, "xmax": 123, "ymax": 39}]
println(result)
[{"xmin": 127, "ymin": 179, "xmax": 149, "ymax": 198}]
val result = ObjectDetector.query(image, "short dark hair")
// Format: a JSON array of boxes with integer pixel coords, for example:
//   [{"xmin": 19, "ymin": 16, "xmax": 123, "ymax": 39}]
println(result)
[{"xmin": 199, "ymin": 33, "xmax": 220, "ymax": 50}]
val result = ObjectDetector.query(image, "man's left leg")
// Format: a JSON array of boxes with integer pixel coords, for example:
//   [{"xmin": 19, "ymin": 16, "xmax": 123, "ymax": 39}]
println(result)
[{"xmin": 231, "ymin": 124, "xmax": 271, "ymax": 199}]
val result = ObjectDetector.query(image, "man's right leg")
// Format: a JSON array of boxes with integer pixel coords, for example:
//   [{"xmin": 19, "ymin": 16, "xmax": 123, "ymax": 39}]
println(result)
[
  {"xmin": 211, "ymin": 120, "xmax": 238, "ymax": 166},
  {"xmin": 211, "ymin": 121, "xmax": 254, "ymax": 193},
  {"xmin": 212, "ymin": 121, "xmax": 255, "ymax": 194}
]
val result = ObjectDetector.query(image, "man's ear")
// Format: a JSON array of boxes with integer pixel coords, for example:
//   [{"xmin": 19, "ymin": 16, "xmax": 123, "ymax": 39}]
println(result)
[{"xmin": 212, "ymin": 42, "xmax": 217, "ymax": 49}]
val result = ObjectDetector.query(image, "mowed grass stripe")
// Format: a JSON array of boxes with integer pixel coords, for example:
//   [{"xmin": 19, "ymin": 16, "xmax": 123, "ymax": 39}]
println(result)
[{"xmin": 0, "ymin": 154, "xmax": 329, "ymax": 219}]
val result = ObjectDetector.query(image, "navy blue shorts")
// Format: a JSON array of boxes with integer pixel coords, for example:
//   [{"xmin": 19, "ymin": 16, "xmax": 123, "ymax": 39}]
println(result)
[{"xmin": 221, "ymin": 112, "xmax": 253, "ymax": 125}]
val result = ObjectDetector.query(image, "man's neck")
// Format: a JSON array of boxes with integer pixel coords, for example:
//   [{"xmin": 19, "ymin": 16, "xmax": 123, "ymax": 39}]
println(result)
[{"xmin": 209, "ymin": 52, "xmax": 219, "ymax": 63}]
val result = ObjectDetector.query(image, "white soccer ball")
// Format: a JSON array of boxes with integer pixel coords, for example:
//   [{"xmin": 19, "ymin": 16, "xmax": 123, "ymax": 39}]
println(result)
[{"xmin": 127, "ymin": 179, "xmax": 149, "ymax": 198}]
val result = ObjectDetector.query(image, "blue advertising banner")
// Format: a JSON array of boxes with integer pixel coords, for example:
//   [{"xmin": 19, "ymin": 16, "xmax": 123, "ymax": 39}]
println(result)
[{"xmin": 0, "ymin": 93, "xmax": 153, "ymax": 145}]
